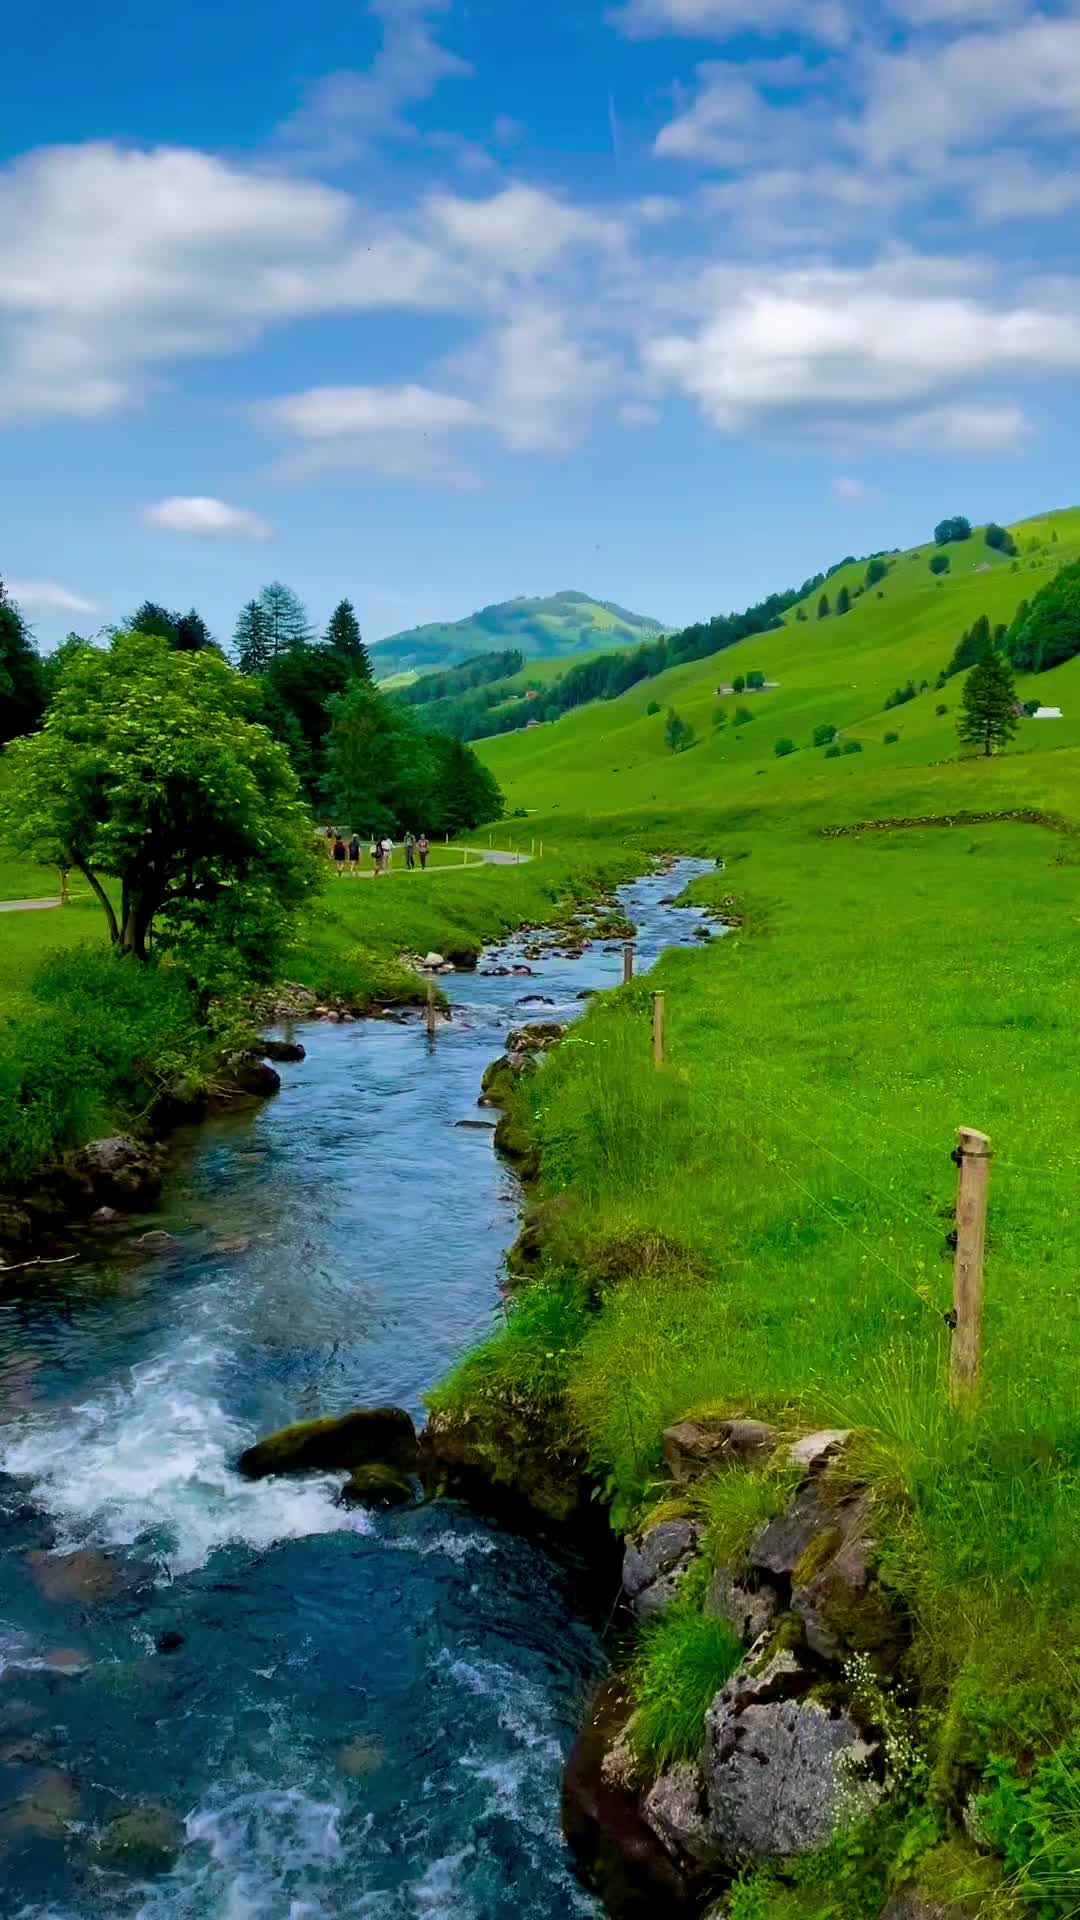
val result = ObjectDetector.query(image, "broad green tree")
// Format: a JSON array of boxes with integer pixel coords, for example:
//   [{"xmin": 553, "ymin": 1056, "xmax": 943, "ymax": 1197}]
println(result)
[
  {"xmin": 1, "ymin": 632, "xmax": 316, "ymax": 976},
  {"xmin": 258, "ymin": 582, "xmax": 311, "ymax": 655},
  {"xmin": 234, "ymin": 600, "xmax": 272, "ymax": 675},
  {"xmin": 325, "ymin": 599, "xmax": 373, "ymax": 681},
  {"xmin": 934, "ymin": 516, "xmax": 972, "ymax": 545},
  {"xmin": 665, "ymin": 708, "xmax": 696, "ymax": 753},
  {"xmin": 0, "ymin": 579, "xmax": 44, "ymax": 742},
  {"xmin": 1007, "ymin": 561, "xmax": 1080, "ymax": 672},
  {"xmin": 957, "ymin": 649, "xmax": 1019, "ymax": 758}
]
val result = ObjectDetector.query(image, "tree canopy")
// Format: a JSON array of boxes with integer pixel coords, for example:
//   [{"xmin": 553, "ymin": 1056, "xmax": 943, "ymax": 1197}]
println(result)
[
  {"xmin": 957, "ymin": 649, "xmax": 1018, "ymax": 758},
  {"xmin": 258, "ymin": 582, "xmax": 312, "ymax": 655},
  {"xmin": 1006, "ymin": 560, "xmax": 1080, "ymax": 673},
  {"xmin": 985, "ymin": 523, "xmax": 1017, "ymax": 556},
  {"xmin": 1, "ymin": 632, "xmax": 316, "ymax": 985},
  {"xmin": 323, "ymin": 682, "xmax": 502, "ymax": 836},
  {"xmin": 126, "ymin": 601, "xmax": 217, "ymax": 650},
  {"xmin": 0, "ymin": 579, "xmax": 44, "ymax": 744},
  {"xmin": 934, "ymin": 517, "xmax": 972, "ymax": 546},
  {"xmin": 325, "ymin": 599, "xmax": 373, "ymax": 681}
]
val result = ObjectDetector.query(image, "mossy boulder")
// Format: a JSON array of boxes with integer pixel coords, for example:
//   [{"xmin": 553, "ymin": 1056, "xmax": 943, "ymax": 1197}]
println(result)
[
  {"xmin": 96, "ymin": 1804, "xmax": 184, "ymax": 1876},
  {"xmin": 421, "ymin": 1400, "xmax": 590, "ymax": 1530},
  {"xmin": 493, "ymin": 1112, "xmax": 540, "ymax": 1181},
  {"xmin": 237, "ymin": 1406, "xmax": 417, "ymax": 1479},
  {"xmin": 340, "ymin": 1463, "xmax": 415, "ymax": 1508}
]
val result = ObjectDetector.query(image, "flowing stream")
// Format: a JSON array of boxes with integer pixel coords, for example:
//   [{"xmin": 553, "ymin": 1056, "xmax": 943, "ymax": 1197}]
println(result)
[{"xmin": 0, "ymin": 862, "xmax": 713, "ymax": 1920}]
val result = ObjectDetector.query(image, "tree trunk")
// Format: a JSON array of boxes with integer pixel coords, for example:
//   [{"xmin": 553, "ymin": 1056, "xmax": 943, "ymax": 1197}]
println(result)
[
  {"xmin": 119, "ymin": 901, "xmax": 153, "ymax": 960},
  {"xmin": 76, "ymin": 861, "xmax": 120, "ymax": 945}
]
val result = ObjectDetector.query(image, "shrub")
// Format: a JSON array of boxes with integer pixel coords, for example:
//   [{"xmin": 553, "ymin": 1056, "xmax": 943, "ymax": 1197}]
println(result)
[
  {"xmin": 813, "ymin": 723, "xmax": 838, "ymax": 746},
  {"xmin": 884, "ymin": 731, "xmax": 900, "ymax": 744},
  {"xmin": 936, "ymin": 704, "xmax": 948, "ymax": 716},
  {"xmin": 665, "ymin": 708, "xmax": 696, "ymax": 753},
  {"xmin": 929, "ymin": 554, "xmax": 951, "ymax": 576},
  {"xmin": 712, "ymin": 708, "xmax": 728, "ymax": 730},
  {"xmin": 842, "ymin": 739, "xmax": 863, "ymax": 755},
  {"xmin": 732, "ymin": 675, "xmax": 746, "ymax": 694},
  {"xmin": 866, "ymin": 558, "xmax": 888, "ymax": 588},
  {"xmin": 646, "ymin": 700, "xmax": 661, "ymax": 716},
  {"xmin": 746, "ymin": 670, "xmax": 766, "ymax": 690},
  {"xmin": 824, "ymin": 742, "xmax": 843, "ymax": 758},
  {"xmin": 986, "ymin": 522, "xmax": 1017, "ymax": 556},
  {"xmin": 733, "ymin": 707, "xmax": 753, "ymax": 727},
  {"xmin": 836, "ymin": 586, "xmax": 852, "ymax": 615},
  {"xmin": 885, "ymin": 681, "xmax": 917, "ymax": 711},
  {"xmin": 774, "ymin": 738, "xmax": 796, "ymax": 758},
  {"xmin": 631, "ymin": 1608, "xmax": 743, "ymax": 1768}
]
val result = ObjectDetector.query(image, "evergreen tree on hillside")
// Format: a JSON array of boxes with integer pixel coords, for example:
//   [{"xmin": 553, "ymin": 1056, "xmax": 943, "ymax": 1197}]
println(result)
[
  {"xmin": 234, "ymin": 600, "xmax": 272, "ymax": 676},
  {"xmin": 958, "ymin": 650, "xmax": 1018, "ymax": 758},
  {"xmin": 1006, "ymin": 562, "xmax": 1080, "ymax": 673},
  {"xmin": 431, "ymin": 736, "xmax": 504, "ymax": 833},
  {"xmin": 0, "ymin": 579, "xmax": 44, "ymax": 743},
  {"xmin": 817, "ymin": 595, "xmax": 830, "ymax": 619},
  {"xmin": 173, "ymin": 608, "xmax": 216, "ymax": 652},
  {"xmin": 836, "ymin": 586, "xmax": 851, "ymax": 616},
  {"xmin": 257, "ymin": 582, "xmax": 311, "ymax": 656},
  {"xmin": 325, "ymin": 599, "xmax": 373, "ymax": 681},
  {"xmin": 945, "ymin": 612, "xmax": 993, "ymax": 679},
  {"xmin": 128, "ymin": 600, "xmax": 178, "ymax": 643}
]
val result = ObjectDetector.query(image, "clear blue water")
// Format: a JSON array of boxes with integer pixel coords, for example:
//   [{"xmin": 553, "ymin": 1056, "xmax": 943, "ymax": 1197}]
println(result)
[{"xmin": 0, "ymin": 863, "xmax": 713, "ymax": 1920}]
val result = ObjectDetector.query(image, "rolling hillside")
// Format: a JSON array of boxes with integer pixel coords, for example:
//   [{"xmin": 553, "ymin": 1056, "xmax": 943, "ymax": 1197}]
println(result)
[
  {"xmin": 478, "ymin": 506, "xmax": 1080, "ymax": 824},
  {"xmin": 370, "ymin": 589, "xmax": 666, "ymax": 681}
]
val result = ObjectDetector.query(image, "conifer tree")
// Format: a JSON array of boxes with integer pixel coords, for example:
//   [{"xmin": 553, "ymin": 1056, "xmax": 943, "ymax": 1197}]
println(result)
[
  {"xmin": 257, "ymin": 582, "xmax": 311, "ymax": 655},
  {"xmin": 234, "ymin": 600, "xmax": 272, "ymax": 675},
  {"xmin": 325, "ymin": 598, "xmax": 373, "ymax": 681},
  {"xmin": 957, "ymin": 649, "xmax": 1018, "ymax": 758},
  {"xmin": 836, "ymin": 585, "xmax": 851, "ymax": 615},
  {"xmin": 174, "ymin": 607, "xmax": 215, "ymax": 652},
  {"xmin": 817, "ymin": 594, "xmax": 830, "ymax": 619}
]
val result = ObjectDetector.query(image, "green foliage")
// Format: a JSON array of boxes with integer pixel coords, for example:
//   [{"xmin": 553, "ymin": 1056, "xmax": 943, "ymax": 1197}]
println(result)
[
  {"xmin": 944, "ymin": 612, "xmax": 993, "ymax": 679},
  {"xmin": 259, "ymin": 644, "xmax": 350, "ymax": 801},
  {"xmin": 734, "ymin": 706, "xmax": 754, "ymax": 727},
  {"xmin": 774, "ymin": 737, "xmax": 796, "ymax": 758},
  {"xmin": 233, "ymin": 599, "xmax": 272, "ymax": 675},
  {"xmin": 884, "ymin": 731, "xmax": 900, "ymax": 744},
  {"xmin": 935, "ymin": 704, "xmax": 948, "ymax": 716},
  {"xmin": 1007, "ymin": 560, "xmax": 1080, "ymax": 672},
  {"xmin": 630, "ymin": 1608, "xmax": 743, "ymax": 1769},
  {"xmin": 733, "ymin": 674, "xmax": 746, "ymax": 694},
  {"xmin": 841, "ymin": 738, "xmax": 863, "ymax": 754},
  {"xmin": 986, "ymin": 523, "xmax": 1017, "ymax": 557},
  {"xmin": 368, "ymin": 589, "xmax": 666, "ymax": 681},
  {"xmin": 0, "ymin": 578, "xmax": 44, "ymax": 742},
  {"xmin": 957, "ymin": 650, "xmax": 1019, "ymax": 757},
  {"xmin": 665, "ymin": 708, "xmax": 697, "ymax": 753},
  {"xmin": 884, "ymin": 681, "xmax": 917, "ymax": 711},
  {"xmin": 836, "ymin": 586, "xmax": 852, "ymax": 615},
  {"xmin": 813, "ymin": 723, "xmax": 838, "ymax": 747},
  {"xmin": 126, "ymin": 602, "xmax": 216, "ymax": 652},
  {"xmin": 935, "ymin": 516, "xmax": 972, "ymax": 545},
  {"xmin": 324, "ymin": 599, "xmax": 372, "ymax": 681},
  {"xmin": 866, "ymin": 558, "xmax": 889, "ymax": 588},
  {"xmin": 978, "ymin": 1740, "xmax": 1080, "ymax": 1917},
  {"xmin": 324, "ymin": 681, "xmax": 502, "ymax": 833},
  {"xmin": 929, "ymin": 554, "xmax": 951, "ymax": 577},
  {"xmin": 257, "ymin": 581, "xmax": 312, "ymax": 654},
  {"xmin": 824, "ymin": 742, "xmax": 843, "ymax": 758},
  {"xmin": 1, "ymin": 631, "xmax": 316, "ymax": 980},
  {"xmin": 818, "ymin": 595, "xmax": 831, "ymax": 619},
  {"xmin": 711, "ymin": 706, "xmax": 727, "ymax": 729},
  {"xmin": 427, "ymin": 1274, "xmax": 592, "ymax": 1421},
  {"xmin": 746, "ymin": 670, "xmax": 767, "ymax": 690}
]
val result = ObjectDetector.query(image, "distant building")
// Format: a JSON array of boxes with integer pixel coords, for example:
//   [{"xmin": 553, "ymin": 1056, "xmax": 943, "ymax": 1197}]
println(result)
[{"xmin": 1033, "ymin": 707, "xmax": 1063, "ymax": 719}]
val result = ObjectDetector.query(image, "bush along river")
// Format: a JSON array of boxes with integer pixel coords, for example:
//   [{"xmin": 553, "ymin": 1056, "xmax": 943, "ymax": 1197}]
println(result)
[{"xmin": 0, "ymin": 861, "xmax": 716, "ymax": 1920}]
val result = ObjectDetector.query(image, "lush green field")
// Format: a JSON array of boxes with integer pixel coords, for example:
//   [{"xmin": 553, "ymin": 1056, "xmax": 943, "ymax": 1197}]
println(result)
[{"xmin": 439, "ymin": 509, "xmax": 1080, "ymax": 1916}]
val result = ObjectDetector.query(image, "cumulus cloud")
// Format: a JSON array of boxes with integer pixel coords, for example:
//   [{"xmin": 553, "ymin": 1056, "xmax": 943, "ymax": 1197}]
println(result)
[
  {"xmin": 858, "ymin": 18, "xmax": 1080, "ymax": 171},
  {"xmin": 612, "ymin": 0, "xmax": 851, "ymax": 45},
  {"xmin": 6, "ymin": 579, "xmax": 98, "ymax": 614},
  {"xmin": 426, "ymin": 183, "xmax": 626, "ymax": 273},
  {"xmin": 278, "ymin": 0, "xmax": 470, "ymax": 164},
  {"xmin": 142, "ymin": 497, "xmax": 272, "ymax": 538},
  {"xmin": 644, "ymin": 261, "xmax": 1080, "ymax": 446},
  {"xmin": 261, "ymin": 382, "xmax": 482, "ymax": 438}
]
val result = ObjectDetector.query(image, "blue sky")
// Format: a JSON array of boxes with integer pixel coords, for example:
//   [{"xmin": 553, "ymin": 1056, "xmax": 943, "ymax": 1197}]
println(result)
[{"xmin": 4, "ymin": 0, "xmax": 1080, "ymax": 651}]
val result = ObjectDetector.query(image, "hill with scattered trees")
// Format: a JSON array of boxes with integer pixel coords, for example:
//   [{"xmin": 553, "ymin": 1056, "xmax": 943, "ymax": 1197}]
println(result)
[{"xmin": 368, "ymin": 589, "xmax": 667, "ymax": 681}]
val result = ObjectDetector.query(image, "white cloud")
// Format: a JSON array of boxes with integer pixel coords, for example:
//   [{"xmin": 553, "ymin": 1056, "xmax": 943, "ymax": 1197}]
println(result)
[
  {"xmin": 142, "ymin": 496, "xmax": 272, "ymax": 538},
  {"xmin": 859, "ymin": 19, "xmax": 1080, "ymax": 170},
  {"xmin": 261, "ymin": 382, "xmax": 482, "ymax": 438},
  {"xmin": 277, "ymin": 0, "xmax": 470, "ymax": 164},
  {"xmin": 7, "ymin": 578, "xmax": 97, "ymax": 614},
  {"xmin": 426, "ymin": 183, "xmax": 625, "ymax": 272},
  {"xmin": 619, "ymin": 401, "xmax": 662, "ymax": 426},
  {"xmin": 833, "ymin": 475, "xmax": 870, "ymax": 499},
  {"xmin": 612, "ymin": 0, "xmax": 851, "ymax": 45},
  {"xmin": 645, "ymin": 260, "xmax": 1080, "ymax": 444},
  {"xmin": 455, "ymin": 306, "xmax": 616, "ymax": 452},
  {"xmin": 887, "ymin": 402, "xmax": 1032, "ymax": 451}
]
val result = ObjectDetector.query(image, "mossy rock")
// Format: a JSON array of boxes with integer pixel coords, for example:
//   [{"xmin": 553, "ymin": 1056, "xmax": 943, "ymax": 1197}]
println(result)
[
  {"xmin": 237, "ymin": 1406, "xmax": 417, "ymax": 1479},
  {"xmin": 494, "ymin": 1113, "xmax": 541, "ymax": 1180},
  {"xmin": 340, "ymin": 1464, "xmax": 416, "ymax": 1508},
  {"xmin": 421, "ymin": 1401, "xmax": 589, "ymax": 1529},
  {"xmin": 96, "ymin": 1804, "xmax": 183, "ymax": 1876}
]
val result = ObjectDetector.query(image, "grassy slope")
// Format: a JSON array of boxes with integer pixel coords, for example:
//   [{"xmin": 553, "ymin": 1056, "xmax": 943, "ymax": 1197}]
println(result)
[
  {"xmin": 446, "ymin": 507, "xmax": 1080, "ymax": 1912},
  {"xmin": 369, "ymin": 590, "xmax": 666, "ymax": 679}
]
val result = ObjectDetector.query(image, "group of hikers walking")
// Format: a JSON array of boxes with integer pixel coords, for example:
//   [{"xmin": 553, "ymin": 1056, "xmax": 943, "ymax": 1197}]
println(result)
[{"xmin": 323, "ymin": 827, "xmax": 430, "ymax": 876}]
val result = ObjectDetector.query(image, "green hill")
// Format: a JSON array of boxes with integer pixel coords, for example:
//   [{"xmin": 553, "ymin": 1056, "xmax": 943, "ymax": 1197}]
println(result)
[{"xmin": 370, "ymin": 589, "xmax": 666, "ymax": 681}]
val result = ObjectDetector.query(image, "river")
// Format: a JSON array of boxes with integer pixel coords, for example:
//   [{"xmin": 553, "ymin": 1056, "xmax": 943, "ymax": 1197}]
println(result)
[{"xmin": 0, "ymin": 861, "xmax": 713, "ymax": 1920}]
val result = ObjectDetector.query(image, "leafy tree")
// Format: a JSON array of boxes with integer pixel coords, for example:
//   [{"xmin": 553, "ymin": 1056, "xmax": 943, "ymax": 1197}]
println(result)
[
  {"xmin": 324, "ymin": 681, "xmax": 501, "ymax": 833},
  {"xmin": 1006, "ymin": 562, "xmax": 1080, "ymax": 672},
  {"xmin": 260, "ymin": 646, "xmax": 350, "ymax": 802},
  {"xmin": 1, "ymin": 631, "xmax": 316, "ymax": 975},
  {"xmin": 817, "ymin": 595, "xmax": 831, "ymax": 619},
  {"xmin": 929, "ymin": 554, "xmax": 951, "ymax": 576},
  {"xmin": 812, "ymin": 723, "xmax": 837, "ymax": 747},
  {"xmin": 733, "ymin": 706, "xmax": 753, "ymax": 727},
  {"xmin": 665, "ymin": 708, "xmax": 696, "ymax": 753},
  {"xmin": 325, "ymin": 599, "xmax": 373, "ymax": 681},
  {"xmin": 865, "ymin": 558, "xmax": 888, "ymax": 588},
  {"xmin": 127, "ymin": 600, "xmax": 178, "ymax": 643},
  {"xmin": 934, "ymin": 516, "xmax": 972, "ymax": 545},
  {"xmin": 257, "ymin": 582, "xmax": 312, "ymax": 655},
  {"xmin": 958, "ymin": 648, "xmax": 1019, "ymax": 757},
  {"xmin": 746, "ymin": 670, "xmax": 766, "ymax": 690},
  {"xmin": 884, "ymin": 680, "xmax": 917, "ymax": 711},
  {"xmin": 732, "ymin": 674, "xmax": 746, "ymax": 694},
  {"xmin": 884, "ymin": 730, "xmax": 899, "ymax": 744},
  {"xmin": 646, "ymin": 700, "xmax": 661, "ymax": 716},
  {"xmin": 774, "ymin": 737, "xmax": 795, "ymax": 758},
  {"xmin": 40, "ymin": 632, "xmax": 93, "ymax": 708},
  {"xmin": 174, "ymin": 607, "xmax": 216, "ymax": 652},
  {"xmin": 428, "ymin": 735, "xmax": 504, "ymax": 833},
  {"xmin": 841, "ymin": 739, "xmax": 863, "ymax": 755},
  {"xmin": 944, "ymin": 612, "xmax": 992, "ymax": 679},
  {"xmin": 985, "ymin": 523, "xmax": 1017, "ymax": 556},
  {"xmin": 795, "ymin": 606, "xmax": 807, "ymax": 622},
  {"xmin": 0, "ymin": 579, "xmax": 45, "ymax": 742},
  {"xmin": 824, "ymin": 742, "xmax": 842, "ymax": 758},
  {"xmin": 712, "ymin": 707, "xmax": 728, "ymax": 730},
  {"xmin": 234, "ymin": 600, "xmax": 272, "ymax": 676},
  {"xmin": 836, "ymin": 586, "xmax": 851, "ymax": 615}
]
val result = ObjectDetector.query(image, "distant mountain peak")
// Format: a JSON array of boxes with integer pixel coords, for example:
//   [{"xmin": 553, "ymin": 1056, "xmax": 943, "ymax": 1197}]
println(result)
[{"xmin": 371, "ymin": 589, "xmax": 666, "ymax": 681}]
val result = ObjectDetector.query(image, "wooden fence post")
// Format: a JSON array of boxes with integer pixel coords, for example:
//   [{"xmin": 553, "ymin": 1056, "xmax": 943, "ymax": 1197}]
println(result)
[
  {"xmin": 623, "ymin": 941, "xmax": 634, "ymax": 984},
  {"xmin": 950, "ymin": 1126, "xmax": 991, "ymax": 1404},
  {"xmin": 426, "ymin": 979, "xmax": 437, "ymax": 1037},
  {"xmin": 653, "ymin": 991, "xmax": 665, "ymax": 1067}
]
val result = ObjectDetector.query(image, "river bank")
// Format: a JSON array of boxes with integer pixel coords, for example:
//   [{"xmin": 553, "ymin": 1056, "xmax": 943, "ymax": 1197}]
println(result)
[{"xmin": 0, "ymin": 863, "xmax": 712, "ymax": 1919}]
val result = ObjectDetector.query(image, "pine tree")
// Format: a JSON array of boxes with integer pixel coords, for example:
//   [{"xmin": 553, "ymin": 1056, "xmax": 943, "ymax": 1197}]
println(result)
[
  {"xmin": 325, "ymin": 598, "xmax": 373, "ymax": 681},
  {"xmin": 174, "ymin": 607, "xmax": 215, "ymax": 652},
  {"xmin": 128, "ymin": 600, "xmax": 178, "ymax": 643},
  {"xmin": 257, "ymin": 582, "xmax": 311, "ymax": 656},
  {"xmin": 836, "ymin": 586, "xmax": 851, "ymax": 616},
  {"xmin": 234, "ymin": 600, "xmax": 272, "ymax": 675},
  {"xmin": 817, "ymin": 594, "xmax": 830, "ymax": 619},
  {"xmin": 957, "ymin": 649, "xmax": 1019, "ymax": 758}
]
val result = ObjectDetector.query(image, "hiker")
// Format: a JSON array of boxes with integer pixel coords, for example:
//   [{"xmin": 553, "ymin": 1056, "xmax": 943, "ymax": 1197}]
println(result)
[
  {"xmin": 348, "ymin": 832, "xmax": 361, "ymax": 873},
  {"xmin": 324, "ymin": 825, "xmax": 335, "ymax": 858},
  {"xmin": 380, "ymin": 835, "xmax": 394, "ymax": 871},
  {"xmin": 332, "ymin": 835, "xmax": 347, "ymax": 876},
  {"xmin": 370, "ymin": 836, "xmax": 382, "ymax": 875},
  {"xmin": 417, "ymin": 834, "xmax": 430, "ymax": 871},
  {"xmin": 404, "ymin": 832, "xmax": 417, "ymax": 871}
]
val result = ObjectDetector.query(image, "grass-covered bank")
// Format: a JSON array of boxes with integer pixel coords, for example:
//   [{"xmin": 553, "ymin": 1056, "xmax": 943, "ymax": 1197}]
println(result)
[{"xmin": 431, "ymin": 807, "xmax": 1080, "ymax": 1920}]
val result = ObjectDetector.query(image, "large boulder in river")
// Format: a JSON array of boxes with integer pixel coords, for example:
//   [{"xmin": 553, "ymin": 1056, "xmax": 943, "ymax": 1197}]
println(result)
[
  {"xmin": 237, "ymin": 1406, "xmax": 417, "ymax": 1479},
  {"xmin": 262, "ymin": 1037, "xmax": 306, "ymax": 1063},
  {"xmin": 225, "ymin": 1052, "xmax": 282, "ymax": 1097},
  {"xmin": 62, "ymin": 1135, "xmax": 163, "ymax": 1209},
  {"xmin": 96, "ymin": 1804, "xmax": 184, "ymax": 1876},
  {"xmin": 340, "ymin": 1463, "xmax": 415, "ymax": 1508}
]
